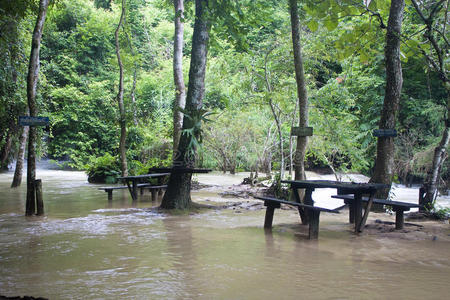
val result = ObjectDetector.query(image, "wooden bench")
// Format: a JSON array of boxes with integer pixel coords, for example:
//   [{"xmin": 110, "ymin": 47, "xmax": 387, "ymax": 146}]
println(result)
[
  {"xmin": 331, "ymin": 194, "xmax": 422, "ymax": 229},
  {"xmin": 254, "ymin": 196, "xmax": 339, "ymax": 239},
  {"xmin": 99, "ymin": 183, "xmax": 167, "ymax": 201}
]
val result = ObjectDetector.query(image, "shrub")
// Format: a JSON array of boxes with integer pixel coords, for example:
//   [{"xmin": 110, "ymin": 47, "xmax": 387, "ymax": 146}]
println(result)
[{"xmin": 85, "ymin": 153, "xmax": 121, "ymax": 183}]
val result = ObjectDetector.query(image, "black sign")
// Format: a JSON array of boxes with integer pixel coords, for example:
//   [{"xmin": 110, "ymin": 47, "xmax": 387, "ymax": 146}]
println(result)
[
  {"xmin": 373, "ymin": 129, "xmax": 397, "ymax": 137},
  {"xmin": 19, "ymin": 116, "xmax": 50, "ymax": 127},
  {"xmin": 291, "ymin": 127, "xmax": 313, "ymax": 137}
]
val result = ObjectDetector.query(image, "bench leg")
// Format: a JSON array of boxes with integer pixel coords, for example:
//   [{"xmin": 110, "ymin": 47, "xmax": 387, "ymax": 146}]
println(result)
[
  {"xmin": 264, "ymin": 202, "xmax": 280, "ymax": 229},
  {"xmin": 151, "ymin": 189, "xmax": 157, "ymax": 202},
  {"xmin": 264, "ymin": 206, "xmax": 275, "ymax": 229},
  {"xmin": 308, "ymin": 209, "xmax": 320, "ymax": 239},
  {"xmin": 107, "ymin": 190, "xmax": 113, "ymax": 201},
  {"xmin": 140, "ymin": 187, "xmax": 144, "ymax": 195},
  {"xmin": 395, "ymin": 210, "xmax": 404, "ymax": 230}
]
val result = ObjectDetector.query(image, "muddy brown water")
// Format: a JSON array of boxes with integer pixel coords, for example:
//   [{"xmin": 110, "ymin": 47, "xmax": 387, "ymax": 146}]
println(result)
[{"xmin": 0, "ymin": 170, "xmax": 449, "ymax": 299}]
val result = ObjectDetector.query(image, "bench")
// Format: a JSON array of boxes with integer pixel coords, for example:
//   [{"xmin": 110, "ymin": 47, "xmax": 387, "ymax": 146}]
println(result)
[
  {"xmin": 331, "ymin": 194, "xmax": 422, "ymax": 229},
  {"xmin": 99, "ymin": 183, "xmax": 167, "ymax": 201},
  {"xmin": 254, "ymin": 196, "xmax": 339, "ymax": 239}
]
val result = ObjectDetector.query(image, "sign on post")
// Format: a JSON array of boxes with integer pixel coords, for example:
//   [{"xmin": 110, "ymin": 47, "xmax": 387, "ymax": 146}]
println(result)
[
  {"xmin": 18, "ymin": 116, "xmax": 49, "ymax": 127},
  {"xmin": 373, "ymin": 129, "xmax": 397, "ymax": 137},
  {"xmin": 291, "ymin": 127, "xmax": 313, "ymax": 137}
]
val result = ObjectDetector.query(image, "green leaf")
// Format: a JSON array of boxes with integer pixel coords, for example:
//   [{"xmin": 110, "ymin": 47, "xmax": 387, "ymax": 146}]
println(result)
[
  {"xmin": 324, "ymin": 17, "xmax": 338, "ymax": 31},
  {"xmin": 307, "ymin": 20, "xmax": 319, "ymax": 32}
]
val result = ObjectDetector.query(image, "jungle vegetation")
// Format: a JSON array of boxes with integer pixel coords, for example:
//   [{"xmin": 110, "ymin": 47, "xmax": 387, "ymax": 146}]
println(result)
[{"xmin": 0, "ymin": 0, "xmax": 448, "ymax": 206}]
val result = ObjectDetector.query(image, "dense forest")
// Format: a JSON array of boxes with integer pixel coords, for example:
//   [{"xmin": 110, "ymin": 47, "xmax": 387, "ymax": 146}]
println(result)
[{"xmin": 0, "ymin": 0, "xmax": 448, "ymax": 191}]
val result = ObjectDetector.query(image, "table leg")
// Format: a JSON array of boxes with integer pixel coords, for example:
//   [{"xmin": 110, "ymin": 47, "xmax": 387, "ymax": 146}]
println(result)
[
  {"xmin": 132, "ymin": 180, "xmax": 138, "ymax": 201},
  {"xmin": 354, "ymin": 192, "xmax": 363, "ymax": 232},
  {"xmin": 124, "ymin": 181, "xmax": 135, "ymax": 201},
  {"xmin": 308, "ymin": 209, "xmax": 320, "ymax": 239},
  {"xmin": 264, "ymin": 201, "xmax": 280, "ymax": 229},
  {"xmin": 395, "ymin": 210, "xmax": 404, "ymax": 230},
  {"xmin": 357, "ymin": 193, "xmax": 374, "ymax": 232},
  {"xmin": 294, "ymin": 187, "xmax": 313, "ymax": 225}
]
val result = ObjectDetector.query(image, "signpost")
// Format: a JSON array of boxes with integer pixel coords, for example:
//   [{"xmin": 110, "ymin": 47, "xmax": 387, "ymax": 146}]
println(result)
[
  {"xmin": 373, "ymin": 129, "xmax": 397, "ymax": 137},
  {"xmin": 291, "ymin": 126, "xmax": 313, "ymax": 137},
  {"xmin": 19, "ymin": 116, "xmax": 49, "ymax": 216},
  {"xmin": 18, "ymin": 116, "xmax": 49, "ymax": 127}
]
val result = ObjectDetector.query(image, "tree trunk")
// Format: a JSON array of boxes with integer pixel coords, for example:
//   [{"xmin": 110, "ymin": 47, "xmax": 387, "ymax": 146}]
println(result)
[
  {"xmin": 115, "ymin": 0, "xmax": 128, "ymax": 177},
  {"xmin": 370, "ymin": 0, "xmax": 405, "ymax": 199},
  {"xmin": 131, "ymin": 67, "xmax": 138, "ymax": 126},
  {"xmin": 0, "ymin": 127, "xmax": 13, "ymax": 170},
  {"xmin": 26, "ymin": 0, "xmax": 50, "ymax": 216},
  {"xmin": 124, "ymin": 19, "xmax": 138, "ymax": 126},
  {"xmin": 11, "ymin": 125, "xmax": 29, "ymax": 188},
  {"xmin": 161, "ymin": 0, "xmax": 209, "ymax": 209},
  {"xmin": 268, "ymin": 100, "xmax": 284, "ymax": 179},
  {"xmin": 173, "ymin": 0, "xmax": 186, "ymax": 154},
  {"xmin": 289, "ymin": 102, "xmax": 298, "ymax": 178},
  {"xmin": 289, "ymin": 0, "xmax": 309, "ymax": 182},
  {"xmin": 422, "ymin": 124, "xmax": 449, "ymax": 210},
  {"xmin": 263, "ymin": 49, "xmax": 284, "ymax": 179},
  {"xmin": 410, "ymin": 0, "xmax": 450, "ymax": 211}
]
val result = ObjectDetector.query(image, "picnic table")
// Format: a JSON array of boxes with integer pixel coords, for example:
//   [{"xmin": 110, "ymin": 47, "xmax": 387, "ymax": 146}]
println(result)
[
  {"xmin": 117, "ymin": 173, "xmax": 170, "ymax": 201},
  {"xmin": 281, "ymin": 180, "xmax": 389, "ymax": 233},
  {"xmin": 117, "ymin": 167, "xmax": 212, "ymax": 201}
]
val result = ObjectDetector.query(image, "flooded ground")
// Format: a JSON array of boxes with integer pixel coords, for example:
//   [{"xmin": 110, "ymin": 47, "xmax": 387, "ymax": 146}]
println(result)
[{"xmin": 0, "ymin": 170, "xmax": 449, "ymax": 299}]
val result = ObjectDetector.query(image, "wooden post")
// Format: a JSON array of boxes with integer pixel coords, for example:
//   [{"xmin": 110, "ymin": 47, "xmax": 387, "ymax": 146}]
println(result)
[
  {"xmin": 395, "ymin": 210, "xmax": 404, "ymax": 230},
  {"xmin": 308, "ymin": 209, "xmax": 320, "ymax": 239},
  {"xmin": 107, "ymin": 190, "xmax": 113, "ymax": 201},
  {"xmin": 264, "ymin": 201, "xmax": 280, "ymax": 228},
  {"xmin": 151, "ymin": 189, "xmax": 157, "ymax": 202},
  {"xmin": 35, "ymin": 179, "xmax": 44, "ymax": 216},
  {"xmin": 338, "ymin": 188, "xmax": 354, "ymax": 223},
  {"xmin": 354, "ymin": 192, "xmax": 363, "ymax": 232},
  {"xmin": 132, "ymin": 180, "xmax": 138, "ymax": 201},
  {"xmin": 357, "ymin": 193, "xmax": 374, "ymax": 232}
]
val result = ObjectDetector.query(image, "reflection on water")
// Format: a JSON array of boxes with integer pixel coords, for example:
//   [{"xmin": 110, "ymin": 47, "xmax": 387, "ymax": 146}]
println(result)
[{"xmin": 0, "ymin": 170, "xmax": 449, "ymax": 299}]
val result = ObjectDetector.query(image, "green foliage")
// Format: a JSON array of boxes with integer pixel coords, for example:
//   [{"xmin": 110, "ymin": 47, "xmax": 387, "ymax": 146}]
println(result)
[
  {"xmin": 181, "ymin": 108, "xmax": 215, "ymax": 159},
  {"xmin": 433, "ymin": 207, "xmax": 450, "ymax": 220},
  {"xmin": 0, "ymin": 0, "xmax": 446, "ymax": 185},
  {"xmin": 85, "ymin": 153, "xmax": 121, "ymax": 183},
  {"xmin": 308, "ymin": 79, "xmax": 370, "ymax": 174}
]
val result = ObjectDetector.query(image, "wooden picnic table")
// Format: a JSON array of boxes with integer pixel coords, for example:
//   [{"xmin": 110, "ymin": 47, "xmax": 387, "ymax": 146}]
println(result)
[
  {"xmin": 148, "ymin": 167, "xmax": 212, "ymax": 174},
  {"xmin": 117, "ymin": 173, "xmax": 170, "ymax": 201},
  {"xmin": 281, "ymin": 180, "xmax": 389, "ymax": 232}
]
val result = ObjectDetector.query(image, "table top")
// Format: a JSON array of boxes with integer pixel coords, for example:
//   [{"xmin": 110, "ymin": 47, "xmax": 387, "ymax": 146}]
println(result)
[
  {"xmin": 117, "ymin": 173, "xmax": 170, "ymax": 180},
  {"xmin": 281, "ymin": 180, "xmax": 389, "ymax": 192},
  {"xmin": 148, "ymin": 167, "xmax": 212, "ymax": 174}
]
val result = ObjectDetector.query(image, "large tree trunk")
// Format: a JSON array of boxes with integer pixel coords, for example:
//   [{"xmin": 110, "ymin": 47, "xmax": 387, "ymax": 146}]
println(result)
[
  {"xmin": 115, "ymin": 0, "xmax": 128, "ymax": 177},
  {"xmin": 289, "ymin": 0, "xmax": 309, "ymax": 182},
  {"xmin": 370, "ymin": 0, "xmax": 405, "ymax": 199},
  {"xmin": 26, "ymin": 0, "xmax": 50, "ymax": 216},
  {"xmin": 161, "ymin": 0, "xmax": 209, "ymax": 210},
  {"xmin": 173, "ymin": 0, "xmax": 186, "ymax": 154},
  {"xmin": 11, "ymin": 125, "xmax": 29, "ymax": 188}
]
